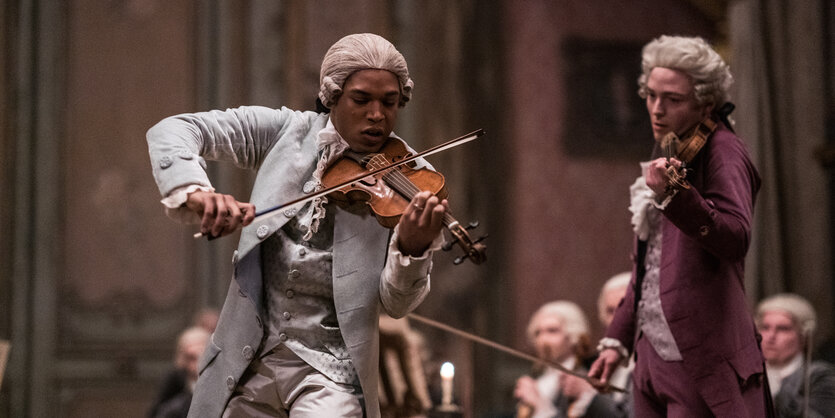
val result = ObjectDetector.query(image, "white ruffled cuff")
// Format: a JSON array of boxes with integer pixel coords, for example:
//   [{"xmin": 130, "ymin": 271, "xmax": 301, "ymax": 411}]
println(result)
[
  {"xmin": 597, "ymin": 337, "xmax": 629, "ymax": 360},
  {"xmin": 160, "ymin": 184, "xmax": 214, "ymax": 223},
  {"xmin": 383, "ymin": 224, "xmax": 444, "ymax": 291}
]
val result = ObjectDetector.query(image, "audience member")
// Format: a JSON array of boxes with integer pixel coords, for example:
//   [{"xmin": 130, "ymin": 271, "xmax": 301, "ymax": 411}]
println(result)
[
  {"xmin": 148, "ymin": 326, "xmax": 211, "ymax": 418},
  {"xmin": 192, "ymin": 308, "xmax": 219, "ymax": 333},
  {"xmin": 561, "ymin": 272, "xmax": 633, "ymax": 417},
  {"xmin": 514, "ymin": 301, "xmax": 592, "ymax": 418},
  {"xmin": 756, "ymin": 293, "xmax": 835, "ymax": 417},
  {"xmin": 596, "ymin": 272, "xmax": 631, "ymax": 330}
]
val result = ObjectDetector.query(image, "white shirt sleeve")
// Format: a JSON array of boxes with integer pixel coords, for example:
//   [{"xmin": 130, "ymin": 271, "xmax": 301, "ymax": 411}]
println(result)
[{"xmin": 379, "ymin": 225, "xmax": 444, "ymax": 318}]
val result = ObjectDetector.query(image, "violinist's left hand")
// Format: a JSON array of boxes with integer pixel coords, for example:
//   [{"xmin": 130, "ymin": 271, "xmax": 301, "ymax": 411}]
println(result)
[
  {"xmin": 646, "ymin": 157, "xmax": 684, "ymax": 198},
  {"xmin": 396, "ymin": 190, "xmax": 448, "ymax": 257}
]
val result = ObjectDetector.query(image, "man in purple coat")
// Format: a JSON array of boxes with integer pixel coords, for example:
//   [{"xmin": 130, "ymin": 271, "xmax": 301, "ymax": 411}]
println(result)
[{"xmin": 588, "ymin": 36, "xmax": 771, "ymax": 417}]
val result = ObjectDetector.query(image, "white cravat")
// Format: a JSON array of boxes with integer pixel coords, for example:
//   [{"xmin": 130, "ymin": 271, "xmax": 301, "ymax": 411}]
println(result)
[
  {"xmin": 766, "ymin": 353, "xmax": 803, "ymax": 396},
  {"xmin": 301, "ymin": 119, "xmax": 350, "ymax": 240}
]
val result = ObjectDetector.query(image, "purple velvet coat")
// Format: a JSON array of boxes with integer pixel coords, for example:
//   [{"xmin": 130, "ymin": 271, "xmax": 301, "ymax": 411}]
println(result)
[{"xmin": 607, "ymin": 120, "xmax": 766, "ymax": 416}]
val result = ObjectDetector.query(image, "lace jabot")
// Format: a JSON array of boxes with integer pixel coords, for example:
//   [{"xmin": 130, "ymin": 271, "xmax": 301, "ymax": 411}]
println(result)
[{"xmin": 629, "ymin": 161, "xmax": 655, "ymax": 241}]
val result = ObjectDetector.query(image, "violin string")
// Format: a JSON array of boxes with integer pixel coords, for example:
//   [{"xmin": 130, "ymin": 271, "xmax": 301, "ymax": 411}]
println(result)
[
  {"xmin": 366, "ymin": 153, "xmax": 458, "ymax": 227},
  {"xmin": 384, "ymin": 168, "xmax": 457, "ymax": 225},
  {"xmin": 363, "ymin": 154, "xmax": 483, "ymax": 259}
]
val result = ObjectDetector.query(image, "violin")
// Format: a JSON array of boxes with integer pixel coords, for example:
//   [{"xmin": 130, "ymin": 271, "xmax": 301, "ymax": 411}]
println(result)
[
  {"xmin": 194, "ymin": 129, "xmax": 487, "ymax": 265},
  {"xmin": 321, "ymin": 136, "xmax": 487, "ymax": 265},
  {"xmin": 659, "ymin": 117, "xmax": 717, "ymax": 194}
]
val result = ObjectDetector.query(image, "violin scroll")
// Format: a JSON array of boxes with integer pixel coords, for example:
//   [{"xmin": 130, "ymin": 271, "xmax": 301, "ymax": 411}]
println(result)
[{"xmin": 444, "ymin": 220, "xmax": 487, "ymax": 265}]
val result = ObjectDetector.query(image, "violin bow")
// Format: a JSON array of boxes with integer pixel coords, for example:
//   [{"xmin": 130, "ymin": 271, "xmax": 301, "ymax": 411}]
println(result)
[
  {"xmin": 407, "ymin": 313, "xmax": 626, "ymax": 394},
  {"xmin": 194, "ymin": 129, "xmax": 485, "ymax": 239}
]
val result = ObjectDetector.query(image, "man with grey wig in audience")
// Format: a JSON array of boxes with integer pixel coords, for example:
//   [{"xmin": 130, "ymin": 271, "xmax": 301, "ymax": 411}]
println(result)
[
  {"xmin": 756, "ymin": 293, "xmax": 835, "ymax": 417},
  {"xmin": 147, "ymin": 33, "xmax": 447, "ymax": 417}
]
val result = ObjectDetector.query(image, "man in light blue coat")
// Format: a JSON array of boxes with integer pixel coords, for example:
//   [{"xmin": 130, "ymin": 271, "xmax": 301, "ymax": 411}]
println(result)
[{"xmin": 147, "ymin": 33, "xmax": 446, "ymax": 418}]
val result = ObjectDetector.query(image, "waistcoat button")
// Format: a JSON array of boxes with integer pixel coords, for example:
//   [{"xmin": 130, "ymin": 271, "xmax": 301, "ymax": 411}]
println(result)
[{"xmin": 256, "ymin": 225, "xmax": 270, "ymax": 239}]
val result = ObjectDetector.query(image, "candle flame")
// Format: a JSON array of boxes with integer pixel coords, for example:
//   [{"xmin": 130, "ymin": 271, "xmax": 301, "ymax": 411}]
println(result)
[{"xmin": 440, "ymin": 361, "xmax": 454, "ymax": 378}]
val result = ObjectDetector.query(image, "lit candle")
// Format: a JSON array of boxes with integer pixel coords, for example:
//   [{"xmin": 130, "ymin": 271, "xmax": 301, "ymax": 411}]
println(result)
[{"xmin": 440, "ymin": 361, "xmax": 454, "ymax": 406}]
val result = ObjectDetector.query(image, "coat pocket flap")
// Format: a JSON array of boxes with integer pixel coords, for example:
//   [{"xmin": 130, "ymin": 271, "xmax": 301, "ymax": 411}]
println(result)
[{"xmin": 726, "ymin": 343, "xmax": 764, "ymax": 381}]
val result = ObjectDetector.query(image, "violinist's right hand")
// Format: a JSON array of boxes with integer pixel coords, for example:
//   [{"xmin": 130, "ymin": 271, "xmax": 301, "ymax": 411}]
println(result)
[
  {"xmin": 186, "ymin": 191, "xmax": 256, "ymax": 238},
  {"xmin": 587, "ymin": 348, "xmax": 622, "ymax": 390}
]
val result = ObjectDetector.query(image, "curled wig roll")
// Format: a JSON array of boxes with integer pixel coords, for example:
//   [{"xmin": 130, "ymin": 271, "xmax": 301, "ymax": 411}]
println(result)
[
  {"xmin": 318, "ymin": 33, "xmax": 414, "ymax": 109},
  {"xmin": 756, "ymin": 293, "xmax": 817, "ymax": 336},
  {"xmin": 637, "ymin": 35, "xmax": 733, "ymax": 108}
]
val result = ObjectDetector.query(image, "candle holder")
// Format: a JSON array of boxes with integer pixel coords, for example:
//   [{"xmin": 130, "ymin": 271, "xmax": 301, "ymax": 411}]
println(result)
[{"xmin": 434, "ymin": 362, "xmax": 462, "ymax": 415}]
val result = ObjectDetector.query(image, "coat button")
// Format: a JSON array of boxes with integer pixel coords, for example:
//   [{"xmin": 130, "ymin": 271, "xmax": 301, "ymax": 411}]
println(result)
[
  {"xmin": 699, "ymin": 225, "xmax": 710, "ymax": 236},
  {"xmin": 286, "ymin": 290, "xmax": 294, "ymax": 298},
  {"xmin": 256, "ymin": 225, "xmax": 270, "ymax": 239},
  {"xmin": 298, "ymin": 248, "xmax": 307, "ymax": 257},
  {"xmin": 226, "ymin": 376, "xmax": 236, "ymax": 390},
  {"xmin": 159, "ymin": 155, "xmax": 173, "ymax": 169},
  {"xmin": 279, "ymin": 333, "xmax": 287, "ymax": 342},
  {"xmin": 283, "ymin": 311, "xmax": 291, "ymax": 320},
  {"xmin": 283, "ymin": 208, "xmax": 297, "ymax": 218},
  {"xmin": 242, "ymin": 345, "xmax": 253, "ymax": 361},
  {"xmin": 177, "ymin": 150, "xmax": 193, "ymax": 160},
  {"xmin": 303, "ymin": 181, "xmax": 317, "ymax": 194},
  {"xmin": 288, "ymin": 269, "xmax": 300, "ymax": 279}
]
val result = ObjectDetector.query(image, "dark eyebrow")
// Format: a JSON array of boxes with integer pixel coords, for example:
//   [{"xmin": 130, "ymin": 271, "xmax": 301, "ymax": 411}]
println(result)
[{"xmin": 346, "ymin": 88, "xmax": 400, "ymax": 98}]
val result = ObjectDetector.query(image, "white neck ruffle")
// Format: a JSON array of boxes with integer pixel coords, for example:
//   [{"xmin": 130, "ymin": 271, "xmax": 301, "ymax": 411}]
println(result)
[
  {"xmin": 629, "ymin": 161, "xmax": 656, "ymax": 241},
  {"xmin": 301, "ymin": 119, "xmax": 350, "ymax": 241}
]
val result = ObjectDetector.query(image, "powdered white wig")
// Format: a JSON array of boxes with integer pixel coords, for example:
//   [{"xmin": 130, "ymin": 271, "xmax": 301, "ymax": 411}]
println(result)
[
  {"xmin": 637, "ymin": 35, "xmax": 733, "ymax": 107},
  {"xmin": 526, "ymin": 300, "xmax": 590, "ymax": 346},
  {"xmin": 318, "ymin": 33, "xmax": 414, "ymax": 109},
  {"xmin": 597, "ymin": 271, "xmax": 631, "ymax": 322},
  {"xmin": 756, "ymin": 293, "xmax": 817, "ymax": 336}
]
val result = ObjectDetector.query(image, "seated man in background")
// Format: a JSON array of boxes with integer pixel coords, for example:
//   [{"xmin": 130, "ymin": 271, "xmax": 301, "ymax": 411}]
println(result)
[
  {"xmin": 514, "ymin": 300, "xmax": 592, "ymax": 418},
  {"xmin": 560, "ymin": 272, "xmax": 633, "ymax": 417},
  {"xmin": 149, "ymin": 326, "xmax": 211, "ymax": 418},
  {"xmin": 756, "ymin": 293, "xmax": 835, "ymax": 418}
]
